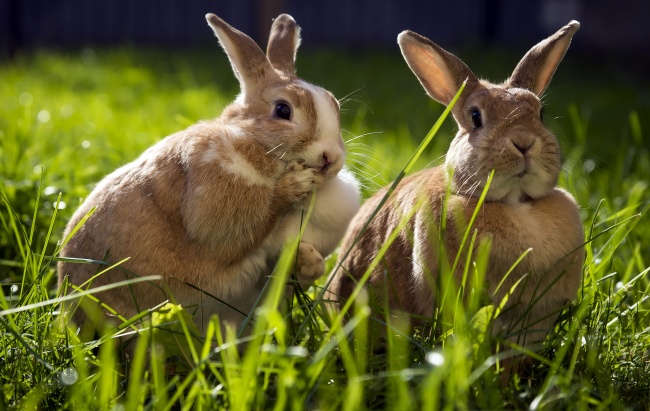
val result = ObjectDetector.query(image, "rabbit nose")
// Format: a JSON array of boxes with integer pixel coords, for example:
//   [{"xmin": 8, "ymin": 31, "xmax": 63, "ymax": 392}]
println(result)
[
  {"xmin": 324, "ymin": 146, "xmax": 343, "ymax": 164},
  {"xmin": 321, "ymin": 149, "xmax": 342, "ymax": 171},
  {"xmin": 512, "ymin": 139, "xmax": 533, "ymax": 155},
  {"xmin": 321, "ymin": 152, "xmax": 334, "ymax": 169}
]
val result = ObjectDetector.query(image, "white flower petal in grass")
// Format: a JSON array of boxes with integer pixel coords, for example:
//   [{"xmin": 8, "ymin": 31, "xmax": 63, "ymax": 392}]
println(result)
[
  {"xmin": 37, "ymin": 109, "xmax": 51, "ymax": 123},
  {"xmin": 60, "ymin": 367, "xmax": 79, "ymax": 385},
  {"xmin": 19, "ymin": 92, "xmax": 33, "ymax": 106},
  {"xmin": 583, "ymin": 159, "xmax": 596, "ymax": 173},
  {"xmin": 43, "ymin": 186, "xmax": 58, "ymax": 196},
  {"xmin": 33, "ymin": 165, "xmax": 43, "ymax": 175},
  {"xmin": 10, "ymin": 285, "xmax": 18, "ymax": 294},
  {"xmin": 615, "ymin": 281, "xmax": 624, "ymax": 292},
  {"xmin": 425, "ymin": 350, "xmax": 444, "ymax": 367}
]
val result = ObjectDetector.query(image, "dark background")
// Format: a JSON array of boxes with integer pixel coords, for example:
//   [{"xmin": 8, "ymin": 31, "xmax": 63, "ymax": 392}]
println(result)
[{"xmin": 2, "ymin": 0, "xmax": 649, "ymax": 58}]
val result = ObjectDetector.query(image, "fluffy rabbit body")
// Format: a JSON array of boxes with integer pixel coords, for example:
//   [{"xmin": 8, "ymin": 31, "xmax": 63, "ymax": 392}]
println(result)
[
  {"xmin": 58, "ymin": 13, "xmax": 360, "ymax": 332},
  {"xmin": 328, "ymin": 22, "xmax": 584, "ymax": 346}
]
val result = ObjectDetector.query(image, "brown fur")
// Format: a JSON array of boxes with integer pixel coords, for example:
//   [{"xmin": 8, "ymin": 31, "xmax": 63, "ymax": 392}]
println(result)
[
  {"xmin": 328, "ymin": 21, "xmax": 584, "ymax": 351},
  {"xmin": 58, "ymin": 13, "xmax": 358, "ymax": 334}
]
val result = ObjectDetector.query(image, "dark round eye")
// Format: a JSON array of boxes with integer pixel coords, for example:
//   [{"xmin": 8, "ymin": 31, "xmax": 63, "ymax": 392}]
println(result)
[
  {"xmin": 540, "ymin": 106, "xmax": 545, "ymax": 122},
  {"xmin": 471, "ymin": 108, "xmax": 482, "ymax": 129},
  {"xmin": 274, "ymin": 102, "xmax": 292, "ymax": 120}
]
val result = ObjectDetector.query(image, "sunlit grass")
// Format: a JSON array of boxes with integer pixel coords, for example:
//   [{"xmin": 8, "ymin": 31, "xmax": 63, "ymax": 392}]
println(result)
[{"xmin": 0, "ymin": 47, "xmax": 649, "ymax": 409}]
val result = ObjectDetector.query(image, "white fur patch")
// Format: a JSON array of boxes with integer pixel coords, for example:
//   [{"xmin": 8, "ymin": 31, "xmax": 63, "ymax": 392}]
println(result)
[
  {"xmin": 201, "ymin": 140, "xmax": 220, "ymax": 164},
  {"xmin": 201, "ymin": 126, "xmax": 273, "ymax": 187},
  {"xmin": 222, "ymin": 127, "xmax": 274, "ymax": 187},
  {"xmin": 222, "ymin": 149, "xmax": 273, "ymax": 187},
  {"xmin": 296, "ymin": 80, "xmax": 344, "ymax": 168}
]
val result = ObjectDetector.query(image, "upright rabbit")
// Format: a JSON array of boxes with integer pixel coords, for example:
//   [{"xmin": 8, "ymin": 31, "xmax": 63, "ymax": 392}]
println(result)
[
  {"xmin": 328, "ymin": 22, "xmax": 584, "ymax": 351},
  {"xmin": 58, "ymin": 13, "xmax": 360, "ymax": 333}
]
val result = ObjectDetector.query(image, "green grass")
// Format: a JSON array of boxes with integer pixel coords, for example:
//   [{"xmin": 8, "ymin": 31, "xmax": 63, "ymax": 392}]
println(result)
[{"xmin": 1, "ymin": 46, "xmax": 649, "ymax": 410}]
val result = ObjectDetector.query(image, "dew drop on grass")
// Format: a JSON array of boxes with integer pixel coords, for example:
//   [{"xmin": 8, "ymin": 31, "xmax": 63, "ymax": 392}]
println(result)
[
  {"xmin": 60, "ymin": 104, "xmax": 74, "ymax": 118},
  {"xmin": 43, "ymin": 186, "xmax": 58, "ymax": 196},
  {"xmin": 60, "ymin": 367, "xmax": 79, "ymax": 385},
  {"xmin": 425, "ymin": 351, "xmax": 444, "ymax": 367},
  {"xmin": 83, "ymin": 122, "xmax": 96, "ymax": 134},
  {"xmin": 81, "ymin": 140, "xmax": 91, "ymax": 149},
  {"xmin": 19, "ymin": 92, "xmax": 33, "ymax": 107},
  {"xmin": 37, "ymin": 110, "xmax": 51, "ymax": 123}
]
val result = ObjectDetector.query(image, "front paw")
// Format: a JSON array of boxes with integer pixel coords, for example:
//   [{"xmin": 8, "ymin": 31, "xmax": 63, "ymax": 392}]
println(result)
[
  {"xmin": 276, "ymin": 161, "xmax": 325, "ymax": 205},
  {"xmin": 295, "ymin": 242, "xmax": 325, "ymax": 286}
]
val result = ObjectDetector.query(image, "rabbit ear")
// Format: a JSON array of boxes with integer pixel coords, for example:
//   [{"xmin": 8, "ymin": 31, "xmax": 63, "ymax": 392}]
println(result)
[
  {"xmin": 266, "ymin": 14, "xmax": 301, "ymax": 75},
  {"xmin": 206, "ymin": 13, "xmax": 275, "ymax": 98},
  {"xmin": 398, "ymin": 30, "xmax": 478, "ymax": 106},
  {"xmin": 508, "ymin": 21, "xmax": 580, "ymax": 96}
]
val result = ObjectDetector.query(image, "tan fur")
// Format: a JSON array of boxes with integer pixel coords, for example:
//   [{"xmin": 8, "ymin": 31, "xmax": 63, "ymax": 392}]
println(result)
[
  {"xmin": 58, "ymin": 13, "xmax": 360, "ymax": 333},
  {"xmin": 328, "ymin": 21, "xmax": 584, "ymax": 351}
]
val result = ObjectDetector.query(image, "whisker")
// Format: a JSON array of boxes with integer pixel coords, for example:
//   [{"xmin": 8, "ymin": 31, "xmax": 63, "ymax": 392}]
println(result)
[
  {"xmin": 266, "ymin": 143, "xmax": 285, "ymax": 155},
  {"xmin": 344, "ymin": 131, "xmax": 385, "ymax": 144},
  {"xmin": 339, "ymin": 85, "xmax": 366, "ymax": 103},
  {"xmin": 277, "ymin": 150, "xmax": 288, "ymax": 161}
]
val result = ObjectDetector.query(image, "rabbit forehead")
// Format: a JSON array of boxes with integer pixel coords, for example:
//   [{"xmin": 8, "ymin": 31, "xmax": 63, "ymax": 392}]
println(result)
[
  {"xmin": 464, "ymin": 85, "xmax": 541, "ymax": 116},
  {"xmin": 296, "ymin": 80, "xmax": 340, "ymax": 135}
]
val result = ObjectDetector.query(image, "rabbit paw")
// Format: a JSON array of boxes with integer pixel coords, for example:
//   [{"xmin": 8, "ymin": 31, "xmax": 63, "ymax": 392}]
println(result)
[
  {"xmin": 296, "ymin": 242, "xmax": 325, "ymax": 285},
  {"xmin": 276, "ymin": 160, "xmax": 325, "ymax": 205}
]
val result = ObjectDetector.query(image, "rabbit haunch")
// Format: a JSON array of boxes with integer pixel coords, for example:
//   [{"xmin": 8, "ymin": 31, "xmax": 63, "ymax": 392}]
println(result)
[{"xmin": 57, "ymin": 13, "xmax": 360, "ymax": 333}]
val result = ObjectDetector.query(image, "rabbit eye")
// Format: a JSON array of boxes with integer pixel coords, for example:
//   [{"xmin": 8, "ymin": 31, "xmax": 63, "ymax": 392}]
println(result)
[
  {"xmin": 471, "ymin": 109, "xmax": 482, "ymax": 129},
  {"xmin": 274, "ymin": 102, "xmax": 292, "ymax": 120}
]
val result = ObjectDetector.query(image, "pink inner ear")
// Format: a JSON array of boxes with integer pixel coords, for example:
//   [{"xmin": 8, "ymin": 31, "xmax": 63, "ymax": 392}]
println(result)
[
  {"xmin": 409, "ymin": 47, "xmax": 456, "ymax": 105},
  {"xmin": 534, "ymin": 47, "xmax": 566, "ymax": 95}
]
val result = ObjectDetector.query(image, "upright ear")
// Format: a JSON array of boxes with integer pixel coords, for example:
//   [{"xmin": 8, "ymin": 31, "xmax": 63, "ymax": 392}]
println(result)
[
  {"xmin": 266, "ymin": 14, "xmax": 301, "ymax": 75},
  {"xmin": 508, "ymin": 21, "xmax": 580, "ymax": 96},
  {"xmin": 397, "ymin": 30, "xmax": 478, "ymax": 106},
  {"xmin": 206, "ymin": 13, "xmax": 275, "ymax": 98}
]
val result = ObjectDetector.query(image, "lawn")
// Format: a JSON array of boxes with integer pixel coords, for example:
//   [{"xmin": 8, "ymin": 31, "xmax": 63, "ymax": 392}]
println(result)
[{"xmin": 0, "ymin": 45, "xmax": 649, "ymax": 410}]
